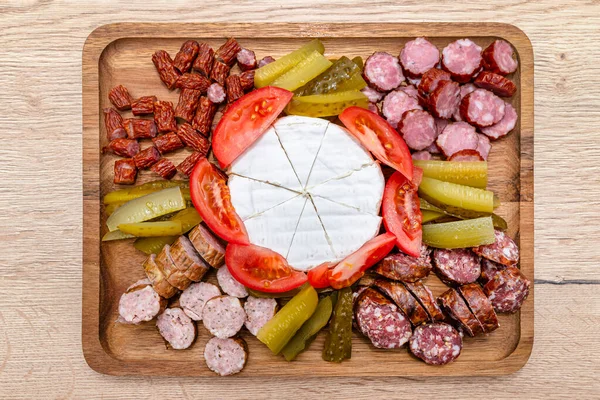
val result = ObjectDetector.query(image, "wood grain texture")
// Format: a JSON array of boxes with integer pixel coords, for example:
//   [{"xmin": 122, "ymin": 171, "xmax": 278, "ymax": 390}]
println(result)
[{"xmin": 1, "ymin": 0, "xmax": 599, "ymax": 398}]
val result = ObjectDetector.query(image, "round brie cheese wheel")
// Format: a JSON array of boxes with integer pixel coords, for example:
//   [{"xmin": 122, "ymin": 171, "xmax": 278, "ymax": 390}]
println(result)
[{"xmin": 228, "ymin": 116, "xmax": 384, "ymax": 271}]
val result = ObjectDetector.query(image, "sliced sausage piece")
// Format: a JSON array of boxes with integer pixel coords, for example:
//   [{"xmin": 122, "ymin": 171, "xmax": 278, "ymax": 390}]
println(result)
[
  {"xmin": 412, "ymin": 150, "xmax": 432, "ymax": 160},
  {"xmin": 482, "ymin": 39, "xmax": 518, "ymax": 75},
  {"xmin": 437, "ymin": 288, "xmax": 483, "ymax": 337},
  {"xmin": 258, "ymin": 56, "xmax": 275, "ymax": 68},
  {"xmin": 373, "ymin": 279, "xmax": 430, "ymax": 327},
  {"xmin": 118, "ymin": 278, "xmax": 166, "ymax": 324},
  {"xmin": 156, "ymin": 307, "xmax": 196, "ymax": 350},
  {"xmin": 476, "ymin": 133, "xmax": 491, "ymax": 160},
  {"xmin": 472, "ymin": 229, "xmax": 519, "ymax": 266},
  {"xmin": 479, "ymin": 258, "xmax": 506, "ymax": 285},
  {"xmin": 483, "ymin": 266, "xmax": 530, "ymax": 313},
  {"xmin": 217, "ymin": 265, "xmax": 248, "ymax": 298},
  {"xmin": 143, "ymin": 254, "xmax": 178, "ymax": 299},
  {"xmin": 180, "ymin": 282, "xmax": 221, "ymax": 321},
  {"xmin": 441, "ymin": 39, "xmax": 483, "ymax": 83},
  {"xmin": 173, "ymin": 40, "xmax": 200, "ymax": 74},
  {"xmin": 149, "ymin": 157, "xmax": 175, "ymax": 179},
  {"xmin": 398, "ymin": 84, "xmax": 419, "ymax": 99},
  {"xmin": 363, "ymin": 52, "xmax": 405, "ymax": 92},
  {"xmin": 460, "ymin": 89, "xmax": 505, "ymax": 128},
  {"xmin": 432, "ymin": 248, "xmax": 481, "ymax": 286},
  {"xmin": 202, "ymin": 295, "xmax": 246, "ymax": 338},
  {"xmin": 428, "ymin": 80, "xmax": 461, "ymax": 119},
  {"xmin": 409, "ymin": 322, "xmax": 463, "ymax": 365},
  {"xmin": 480, "ymin": 102, "xmax": 517, "ymax": 140},
  {"xmin": 453, "ymin": 83, "xmax": 477, "ymax": 121},
  {"xmin": 373, "ymin": 245, "xmax": 432, "ymax": 282},
  {"xmin": 156, "ymin": 245, "xmax": 192, "ymax": 291},
  {"xmin": 436, "ymin": 121, "xmax": 479, "ymax": 158},
  {"xmin": 402, "ymin": 281, "xmax": 445, "ymax": 321},
  {"xmin": 204, "ymin": 337, "xmax": 248, "ymax": 376},
  {"xmin": 474, "ymin": 71, "xmax": 517, "ymax": 97},
  {"xmin": 458, "ymin": 283, "xmax": 499, "ymax": 333},
  {"xmin": 425, "ymin": 142, "xmax": 441, "ymax": 155},
  {"xmin": 381, "ymin": 90, "xmax": 422, "ymax": 128},
  {"xmin": 207, "ymin": 83, "xmax": 226, "ymax": 104},
  {"xmin": 236, "ymin": 48, "xmax": 257, "ymax": 71},
  {"xmin": 193, "ymin": 42, "xmax": 214, "ymax": 78},
  {"xmin": 104, "ymin": 138, "xmax": 140, "ymax": 158},
  {"xmin": 108, "ymin": 85, "xmax": 133, "ymax": 111},
  {"xmin": 244, "ymin": 296, "xmax": 278, "ymax": 336},
  {"xmin": 169, "ymin": 236, "xmax": 210, "ymax": 282},
  {"xmin": 188, "ymin": 224, "xmax": 226, "ymax": 268},
  {"xmin": 133, "ymin": 146, "xmax": 161, "ymax": 169},
  {"xmin": 354, "ymin": 288, "xmax": 412, "ymax": 349},
  {"xmin": 398, "ymin": 109, "xmax": 437, "ymax": 151},
  {"xmin": 400, "ymin": 38, "xmax": 440, "ymax": 78},
  {"xmin": 361, "ymin": 86, "xmax": 385, "ymax": 103},
  {"xmin": 113, "ymin": 159, "xmax": 137, "ymax": 185},
  {"xmin": 448, "ymin": 149, "xmax": 484, "ymax": 161},
  {"xmin": 103, "ymin": 107, "xmax": 127, "ymax": 141},
  {"xmin": 418, "ymin": 68, "xmax": 452, "ymax": 96},
  {"xmin": 131, "ymin": 95, "xmax": 157, "ymax": 116}
]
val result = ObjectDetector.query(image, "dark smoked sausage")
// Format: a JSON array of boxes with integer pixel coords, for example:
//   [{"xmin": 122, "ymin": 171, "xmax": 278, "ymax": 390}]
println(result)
[
  {"xmin": 438, "ymin": 288, "xmax": 484, "ymax": 336},
  {"xmin": 474, "ymin": 71, "xmax": 517, "ymax": 97},
  {"xmin": 402, "ymin": 281, "xmax": 445, "ymax": 322},
  {"xmin": 372, "ymin": 279, "xmax": 430, "ymax": 327},
  {"xmin": 409, "ymin": 322, "xmax": 462, "ymax": 365},
  {"xmin": 373, "ymin": 245, "xmax": 432, "ymax": 282},
  {"xmin": 173, "ymin": 40, "xmax": 200, "ymax": 74},
  {"xmin": 432, "ymin": 248, "xmax": 481, "ymax": 286},
  {"xmin": 458, "ymin": 283, "xmax": 499, "ymax": 333}
]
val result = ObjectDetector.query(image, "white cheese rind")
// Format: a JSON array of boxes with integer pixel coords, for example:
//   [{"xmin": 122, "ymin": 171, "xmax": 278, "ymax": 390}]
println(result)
[
  {"xmin": 273, "ymin": 116, "xmax": 329, "ymax": 188},
  {"xmin": 228, "ymin": 175, "xmax": 300, "ymax": 221}
]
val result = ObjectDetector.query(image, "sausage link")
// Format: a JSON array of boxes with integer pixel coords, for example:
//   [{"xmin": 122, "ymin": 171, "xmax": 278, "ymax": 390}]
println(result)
[
  {"xmin": 103, "ymin": 107, "xmax": 126, "ymax": 141},
  {"xmin": 108, "ymin": 85, "xmax": 133, "ymax": 111},
  {"xmin": 215, "ymin": 38, "xmax": 241, "ymax": 65},
  {"xmin": 152, "ymin": 50, "xmax": 181, "ymax": 90},
  {"xmin": 175, "ymin": 72, "xmax": 211, "ymax": 92},
  {"xmin": 210, "ymin": 60, "xmax": 230, "ymax": 85},
  {"xmin": 103, "ymin": 138, "xmax": 140, "ymax": 158},
  {"xmin": 123, "ymin": 118, "xmax": 158, "ymax": 139},
  {"xmin": 131, "ymin": 95, "xmax": 157, "ymax": 116},
  {"xmin": 173, "ymin": 40, "xmax": 200, "ymax": 74},
  {"xmin": 150, "ymin": 158, "xmax": 177, "ymax": 179},
  {"xmin": 153, "ymin": 100, "xmax": 177, "ymax": 133},
  {"xmin": 174, "ymin": 88, "xmax": 203, "ymax": 123},
  {"xmin": 113, "ymin": 159, "xmax": 137, "ymax": 184},
  {"xmin": 152, "ymin": 132, "xmax": 184, "ymax": 154},
  {"xmin": 192, "ymin": 97, "xmax": 218, "ymax": 137},
  {"xmin": 225, "ymin": 75, "xmax": 244, "ymax": 104},
  {"xmin": 133, "ymin": 146, "xmax": 161, "ymax": 169},
  {"xmin": 193, "ymin": 43, "xmax": 214, "ymax": 77},
  {"xmin": 176, "ymin": 151, "xmax": 205, "ymax": 176},
  {"xmin": 177, "ymin": 123, "xmax": 210, "ymax": 154}
]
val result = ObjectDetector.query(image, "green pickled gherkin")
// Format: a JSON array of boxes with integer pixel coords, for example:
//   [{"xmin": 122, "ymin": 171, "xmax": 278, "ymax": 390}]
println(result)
[
  {"xmin": 351, "ymin": 56, "xmax": 363, "ymax": 70},
  {"xmin": 421, "ymin": 197, "xmax": 508, "ymax": 230},
  {"xmin": 418, "ymin": 177, "xmax": 494, "ymax": 218},
  {"xmin": 285, "ymin": 90, "xmax": 369, "ymax": 117},
  {"xmin": 281, "ymin": 295, "xmax": 334, "ymax": 361},
  {"xmin": 413, "ymin": 160, "xmax": 488, "ymax": 189},
  {"xmin": 270, "ymin": 51, "xmax": 332, "ymax": 91},
  {"xmin": 101, "ymin": 230, "xmax": 135, "ymax": 241},
  {"xmin": 422, "ymin": 217, "xmax": 496, "ymax": 248},
  {"xmin": 421, "ymin": 210, "xmax": 445, "ymax": 223},
  {"xmin": 322, "ymin": 287, "xmax": 353, "ymax": 363},
  {"xmin": 295, "ymin": 56, "xmax": 366, "ymax": 96},
  {"xmin": 103, "ymin": 180, "xmax": 188, "ymax": 204},
  {"xmin": 133, "ymin": 208, "xmax": 202, "ymax": 254}
]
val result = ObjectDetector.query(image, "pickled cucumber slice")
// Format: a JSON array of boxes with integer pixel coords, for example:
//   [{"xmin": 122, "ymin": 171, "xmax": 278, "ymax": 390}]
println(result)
[
  {"xmin": 270, "ymin": 51, "xmax": 332, "ymax": 91},
  {"xmin": 103, "ymin": 180, "xmax": 188, "ymax": 204},
  {"xmin": 133, "ymin": 208, "xmax": 202, "ymax": 254},
  {"xmin": 285, "ymin": 90, "xmax": 369, "ymax": 117},
  {"xmin": 418, "ymin": 177, "xmax": 494, "ymax": 217},
  {"xmin": 295, "ymin": 56, "xmax": 366, "ymax": 96},
  {"xmin": 422, "ymin": 217, "xmax": 496, "ymax": 248},
  {"xmin": 118, "ymin": 221, "xmax": 183, "ymax": 237},
  {"xmin": 413, "ymin": 160, "xmax": 488, "ymax": 188}
]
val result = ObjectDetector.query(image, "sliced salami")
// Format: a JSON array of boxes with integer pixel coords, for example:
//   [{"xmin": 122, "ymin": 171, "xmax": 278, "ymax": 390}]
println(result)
[
  {"xmin": 243, "ymin": 296, "xmax": 278, "ymax": 336},
  {"xmin": 433, "ymin": 248, "xmax": 481, "ymax": 285},
  {"xmin": 188, "ymin": 224, "xmax": 226, "ymax": 268},
  {"xmin": 483, "ymin": 266, "xmax": 530, "ymax": 313},
  {"xmin": 418, "ymin": 68, "xmax": 451, "ymax": 96},
  {"xmin": 373, "ymin": 279, "xmax": 430, "ymax": 327},
  {"xmin": 204, "ymin": 337, "xmax": 248, "ymax": 376},
  {"xmin": 460, "ymin": 89, "xmax": 505, "ymax": 128},
  {"xmin": 400, "ymin": 37, "xmax": 440, "ymax": 78},
  {"xmin": 118, "ymin": 279, "xmax": 166, "ymax": 324},
  {"xmin": 427, "ymin": 80, "xmax": 461, "ymax": 119},
  {"xmin": 258, "ymin": 56, "xmax": 275, "ymax": 68},
  {"xmin": 482, "ymin": 40, "xmax": 518, "ymax": 75},
  {"xmin": 412, "ymin": 150, "xmax": 433, "ymax": 160},
  {"xmin": 202, "ymin": 295, "xmax": 246, "ymax": 339},
  {"xmin": 402, "ymin": 281, "xmax": 445, "ymax": 321},
  {"xmin": 354, "ymin": 288, "xmax": 412, "ymax": 349},
  {"xmin": 409, "ymin": 322, "xmax": 463, "ymax": 365},
  {"xmin": 363, "ymin": 52, "xmax": 405, "ymax": 92},
  {"xmin": 441, "ymin": 39, "xmax": 483, "ymax": 83},
  {"xmin": 217, "ymin": 265, "xmax": 248, "ymax": 298},
  {"xmin": 437, "ymin": 288, "xmax": 484, "ymax": 336},
  {"xmin": 361, "ymin": 86, "xmax": 385, "ymax": 103},
  {"xmin": 448, "ymin": 149, "xmax": 484, "ymax": 161},
  {"xmin": 398, "ymin": 84, "xmax": 419, "ymax": 99},
  {"xmin": 474, "ymin": 71, "xmax": 517, "ymax": 97},
  {"xmin": 373, "ymin": 246, "xmax": 432, "ymax": 282},
  {"xmin": 398, "ymin": 109, "xmax": 437, "ymax": 151},
  {"xmin": 472, "ymin": 229, "xmax": 519, "ymax": 266},
  {"xmin": 180, "ymin": 282, "xmax": 221, "ymax": 321},
  {"xmin": 436, "ymin": 121, "xmax": 479, "ymax": 158},
  {"xmin": 382, "ymin": 90, "xmax": 422, "ymax": 128},
  {"xmin": 458, "ymin": 283, "xmax": 499, "ymax": 333},
  {"xmin": 476, "ymin": 133, "xmax": 491, "ymax": 160},
  {"xmin": 480, "ymin": 102, "xmax": 517, "ymax": 140},
  {"xmin": 453, "ymin": 83, "xmax": 477, "ymax": 121},
  {"xmin": 156, "ymin": 307, "xmax": 196, "ymax": 350},
  {"xmin": 479, "ymin": 258, "xmax": 506, "ymax": 285},
  {"xmin": 207, "ymin": 82, "xmax": 226, "ymax": 104}
]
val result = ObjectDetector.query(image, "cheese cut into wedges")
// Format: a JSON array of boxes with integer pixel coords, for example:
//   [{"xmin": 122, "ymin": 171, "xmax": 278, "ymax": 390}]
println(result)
[
  {"xmin": 310, "ymin": 163, "xmax": 385, "ymax": 215},
  {"xmin": 287, "ymin": 200, "xmax": 337, "ymax": 271},
  {"xmin": 312, "ymin": 196, "xmax": 382, "ymax": 259},
  {"xmin": 228, "ymin": 127, "xmax": 302, "ymax": 191},
  {"xmin": 228, "ymin": 175, "xmax": 301, "ymax": 221},
  {"xmin": 273, "ymin": 116, "xmax": 329, "ymax": 188},
  {"xmin": 306, "ymin": 123, "xmax": 374, "ymax": 189},
  {"xmin": 243, "ymin": 195, "xmax": 307, "ymax": 257}
]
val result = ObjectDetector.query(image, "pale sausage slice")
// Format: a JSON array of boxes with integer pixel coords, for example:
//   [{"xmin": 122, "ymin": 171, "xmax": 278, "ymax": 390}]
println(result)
[
  {"xmin": 363, "ymin": 52, "xmax": 405, "ymax": 92},
  {"xmin": 460, "ymin": 89, "xmax": 505, "ymax": 128},
  {"xmin": 204, "ymin": 337, "xmax": 248, "ymax": 376},
  {"xmin": 180, "ymin": 282, "xmax": 221, "ymax": 321},
  {"xmin": 118, "ymin": 279, "xmax": 166, "ymax": 324},
  {"xmin": 400, "ymin": 38, "xmax": 440, "ymax": 78},
  {"xmin": 244, "ymin": 296, "xmax": 278, "ymax": 336},
  {"xmin": 217, "ymin": 265, "xmax": 248, "ymax": 298},
  {"xmin": 382, "ymin": 90, "xmax": 422, "ymax": 128},
  {"xmin": 441, "ymin": 39, "xmax": 483, "ymax": 83},
  {"xmin": 202, "ymin": 295, "xmax": 246, "ymax": 339},
  {"xmin": 398, "ymin": 110, "xmax": 437, "ymax": 151},
  {"xmin": 436, "ymin": 122, "xmax": 479, "ymax": 158},
  {"xmin": 482, "ymin": 40, "xmax": 518, "ymax": 75},
  {"xmin": 480, "ymin": 102, "xmax": 517, "ymax": 140},
  {"xmin": 156, "ymin": 307, "xmax": 196, "ymax": 350}
]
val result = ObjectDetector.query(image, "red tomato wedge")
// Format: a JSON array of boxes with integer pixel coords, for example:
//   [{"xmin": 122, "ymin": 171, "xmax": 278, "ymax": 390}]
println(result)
[
  {"xmin": 189, "ymin": 158, "xmax": 249, "ymax": 244},
  {"xmin": 382, "ymin": 170, "xmax": 422, "ymax": 257},
  {"xmin": 225, "ymin": 243, "xmax": 308, "ymax": 293},
  {"xmin": 307, "ymin": 262, "xmax": 336, "ymax": 289},
  {"xmin": 328, "ymin": 233, "xmax": 396, "ymax": 289},
  {"xmin": 212, "ymin": 86, "xmax": 294, "ymax": 168},
  {"xmin": 339, "ymin": 106, "xmax": 414, "ymax": 181}
]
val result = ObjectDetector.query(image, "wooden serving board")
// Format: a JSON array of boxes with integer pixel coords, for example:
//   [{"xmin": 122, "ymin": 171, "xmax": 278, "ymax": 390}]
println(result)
[{"xmin": 82, "ymin": 22, "xmax": 533, "ymax": 377}]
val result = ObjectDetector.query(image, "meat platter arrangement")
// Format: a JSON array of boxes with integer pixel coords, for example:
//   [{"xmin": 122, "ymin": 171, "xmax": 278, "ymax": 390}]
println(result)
[{"xmin": 99, "ymin": 34, "xmax": 530, "ymax": 376}]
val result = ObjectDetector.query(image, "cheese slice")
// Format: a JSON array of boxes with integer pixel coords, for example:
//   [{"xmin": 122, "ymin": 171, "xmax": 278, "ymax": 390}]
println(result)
[
  {"xmin": 243, "ymin": 195, "xmax": 307, "ymax": 257},
  {"xmin": 228, "ymin": 175, "xmax": 300, "ymax": 221},
  {"xmin": 311, "ymin": 196, "xmax": 382, "ymax": 259},
  {"xmin": 228, "ymin": 127, "xmax": 302, "ymax": 191},
  {"xmin": 310, "ymin": 163, "xmax": 384, "ymax": 215},
  {"xmin": 287, "ymin": 200, "xmax": 337, "ymax": 271},
  {"xmin": 306, "ymin": 123, "xmax": 374, "ymax": 189},
  {"xmin": 273, "ymin": 116, "xmax": 329, "ymax": 188}
]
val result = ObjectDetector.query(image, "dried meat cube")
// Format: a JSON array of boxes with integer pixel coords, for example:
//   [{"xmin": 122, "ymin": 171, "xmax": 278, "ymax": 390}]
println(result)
[
  {"xmin": 175, "ymin": 89, "xmax": 203, "ymax": 122},
  {"xmin": 153, "ymin": 100, "xmax": 177, "ymax": 133},
  {"xmin": 152, "ymin": 132, "xmax": 184, "ymax": 154},
  {"xmin": 175, "ymin": 73, "xmax": 211, "ymax": 92},
  {"xmin": 173, "ymin": 40, "xmax": 200, "ymax": 73},
  {"xmin": 133, "ymin": 146, "xmax": 161, "ymax": 169},
  {"xmin": 193, "ymin": 43, "xmax": 214, "ymax": 77},
  {"xmin": 215, "ymin": 38, "xmax": 241, "ymax": 65},
  {"xmin": 114, "ymin": 159, "xmax": 137, "ymax": 184},
  {"xmin": 103, "ymin": 107, "xmax": 126, "ymax": 141},
  {"xmin": 108, "ymin": 85, "xmax": 133, "ymax": 111},
  {"xmin": 210, "ymin": 60, "xmax": 230, "ymax": 85},
  {"xmin": 131, "ymin": 95, "xmax": 157, "ymax": 116},
  {"xmin": 176, "ymin": 151, "xmax": 205, "ymax": 176},
  {"xmin": 123, "ymin": 118, "xmax": 158, "ymax": 139},
  {"xmin": 152, "ymin": 50, "xmax": 181, "ymax": 90},
  {"xmin": 177, "ymin": 123, "xmax": 210, "ymax": 154},
  {"xmin": 236, "ymin": 48, "xmax": 256, "ymax": 71},
  {"xmin": 225, "ymin": 75, "xmax": 244, "ymax": 104},
  {"xmin": 151, "ymin": 158, "xmax": 177, "ymax": 179},
  {"xmin": 239, "ymin": 70, "xmax": 255, "ymax": 91},
  {"xmin": 104, "ymin": 138, "xmax": 140, "ymax": 158},
  {"xmin": 192, "ymin": 97, "xmax": 217, "ymax": 136}
]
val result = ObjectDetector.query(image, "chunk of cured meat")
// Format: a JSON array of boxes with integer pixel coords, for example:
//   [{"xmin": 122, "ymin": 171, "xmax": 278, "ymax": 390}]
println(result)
[
  {"xmin": 472, "ymin": 229, "xmax": 519, "ymax": 266},
  {"xmin": 152, "ymin": 50, "xmax": 181, "ymax": 90},
  {"xmin": 156, "ymin": 244, "xmax": 192, "ymax": 290},
  {"xmin": 207, "ymin": 83, "xmax": 226, "ymax": 104},
  {"xmin": 372, "ymin": 279, "xmax": 430, "ymax": 327},
  {"xmin": 432, "ymin": 248, "xmax": 481, "ymax": 286},
  {"xmin": 436, "ymin": 121, "xmax": 479, "ymax": 158},
  {"xmin": 217, "ymin": 265, "xmax": 248, "ymax": 298},
  {"xmin": 244, "ymin": 296, "xmax": 278, "ymax": 336},
  {"xmin": 192, "ymin": 97, "xmax": 218, "ymax": 137},
  {"xmin": 123, "ymin": 118, "xmax": 157, "ymax": 139},
  {"xmin": 412, "ymin": 150, "xmax": 432, "ymax": 160},
  {"xmin": 418, "ymin": 68, "xmax": 452, "ymax": 96},
  {"xmin": 448, "ymin": 149, "xmax": 484, "ymax": 162},
  {"xmin": 400, "ymin": 37, "xmax": 440, "ymax": 78},
  {"xmin": 474, "ymin": 71, "xmax": 517, "ymax": 97},
  {"xmin": 202, "ymin": 295, "xmax": 246, "ymax": 338},
  {"xmin": 258, "ymin": 56, "xmax": 275, "ymax": 68},
  {"xmin": 156, "ymin": 307, "xmax": 196, "ymax": 350},
  {"xmin": 152, "ymin": 132, "xmax": 184, "ymax": 154},
  {"xmin": 382, "ymin": 90, "xmax": 422, "ymax": 128},
  {"xmin": 175, "ymin": 72, "xmax": 211, "ymax": 92},
  {"xmin": 133, "ymin": 146, "xmax": 161, "ymax": 169},
  {"xmin": 169, "ymin": 236, "xmax": 210, "ymax": 282},
  {"xmin": 458, "ymin": 283, "xmax": 499, "ymax": 333},
  {"xmin": 193, "ymin": 43, "xmax": 215, "ymax": 77},
  {"xmin": 239, "ymin": 70, "xmax": 255, "ymax": 91},
  {"xmin": 483, "ymin": 266, "xmax": 530, "ymax": 313},
  {"xmin": 476, "ymin": 133, "xmax": 491, "ymax": 160},
  {"xmin": 453, "ymin": 83, "xmax": 477, "ymax": 121},
  {"xmin": 177, "ymin": 122, "xmax": 211, "ymax": 153},
  {"xmin": 143, "ymin": 254, "xmax": 178, "ymax": 299},
  {"xmin": 427, "ymin": 79, "xmax": 461, "ymax": 119},
  {"xmin": 204, "ymin": 337, "xmax": 248, "ymax": 376},
  {"xmin": 479, "ymin": 258, "xmax": 506, "ymax": 285},
  {"xmin": 437, "ymin": 288, "xmax": 484, "ymax": 336},
  {"xmin": 480, "ymin": 102, "xmax": 517, "ymax": 140},
  {"xmin": 225, "ymin": 74, "xmax": 244, "ymax": 104},
  {"xmin": 361, "ymin": 86, "xmax": 385, "ymax": 103},
  {"xmin": 118, "ymin": 279, "xmax": 166, "ymax": 324},
  {"xmin": 180, "ymin": 282, "xmax": 221, "ymax": 321},
  {"xmin": 363, "ymin": 52, "xmax": 405, "ymax": 92},
  {"xmin": 460, "ymin": 89, "xmax": 505, "ymax": 128},
  {"xmin": 173, "ymin": 40, "xmax": 200, "ymax": 74},
  {"xmin": 108, "ymin": 85, "xmax": 133, "ymax": 111},
  {"xmin": 188, "ymin": 224, "xmax": 226, "ymax": 268},
  {"xmin": 150, "ymin": 158, "xmax": 177, "ymax": 179},
  {"xmin": 398, "ymin": 109, "xmax": 438, "ymax": 151},
  {"xmin": 153, "ymin": 100, "xmax": 177, "ymax": 133},
  {"xmin": 410, "ymin": 322, "xmax": 462, "ymax": 365},
  {"xmin": 373, "ymin": 245, "xmax": 432, "ymax": 282},
  {"xmin": 398, "ymin": 84, "xmax": 419, "ymax": 99},
  {"xmin": 215, "ymin": 38, "xmax": 241, "ymax": 65},
  {"xmin": 210, "ymin": 60, "xmax": 230, "ymax": 85},
  {"xmin": 175, "ymin": 88, "xmax": 203, "ymax": 123},
  {"xmin": 131, "ymin": 95, "xmax": 157, "ymax": 116},
  {"xmin": 103, "ymin": 107, "xmax": 126, "ymax": 141},
  {"xmin": 403, "ymin": 281, "xmax": 445, "ymax": 321},
  {"xmin": 236, "ymin": 48, "xmax": 257, "ymax": 71},
  {"xmin": 113, "ymin": 158, "xmax": 137, "ymax": 184},
  {"xmin": 482, "ymin": 40, "xmax": 518, "ymax": 75},
  {"xmin": 441, "ymin": 39, "xmax": 483, "ymax": 83},
  {"xmin": 176, "ymin": 151, "xmax": 205, "ymax": 176},
  {"xmin": 104, "ymin": 138, "xmax": 140, "ymax": 158}
]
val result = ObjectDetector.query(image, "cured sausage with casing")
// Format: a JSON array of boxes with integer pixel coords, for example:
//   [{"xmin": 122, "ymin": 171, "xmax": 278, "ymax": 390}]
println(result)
[
  {"xmin": 204, "ymin": 337, "xmax": 248, "ymax": 376},
  {"xmin": 156, "ymin": 307, "xmax": 196, "ymax": 350},
  {"xmin": 409, "ymin": 322, "xmax": 463, "ymax": 365},
  {"xmin": 118, "ymin": 278, "xmax": 166, "ymax": 324},
  {"xmin": 202, "ymin": 295, "xmax": 246, "ymax": 339}
]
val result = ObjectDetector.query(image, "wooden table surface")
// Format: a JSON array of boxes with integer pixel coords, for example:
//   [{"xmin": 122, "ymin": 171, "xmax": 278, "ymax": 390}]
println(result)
[{"xmin": 1, "ymin": 0, "xmax": 598, "ymax": 398}]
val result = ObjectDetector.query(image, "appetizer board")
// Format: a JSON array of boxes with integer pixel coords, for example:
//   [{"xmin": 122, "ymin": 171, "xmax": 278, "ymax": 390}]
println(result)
[{"xmin": 82, "ymin": 22, "xmax": 534, "ymax": 376}]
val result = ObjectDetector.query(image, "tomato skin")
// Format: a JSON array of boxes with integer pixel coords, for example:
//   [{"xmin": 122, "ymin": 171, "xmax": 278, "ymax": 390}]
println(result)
[
  {"xmin": 189, "ymin": 158, "xmax": 249, "ymax": 245},
  {"xmin": 212, "ymin": 87, "xmax": 294, "ymax": 168},
  {"xmin": 225, "ymin": 243, "xmax": 308, "ymax": 293},
  {"xmin": 382, "ymin": 171, "xmax": 422, "ymax": 257},
  {"xmin": 307, "ymin": 262, "xmax": 336, "ymax": 289},
  {"xmin": 339, "ymin": 106, "xmax": 414, "ymax": 181},
  {"xmin": 328, "ymin": 233, "xmax": 397, "ymax": 289}
]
